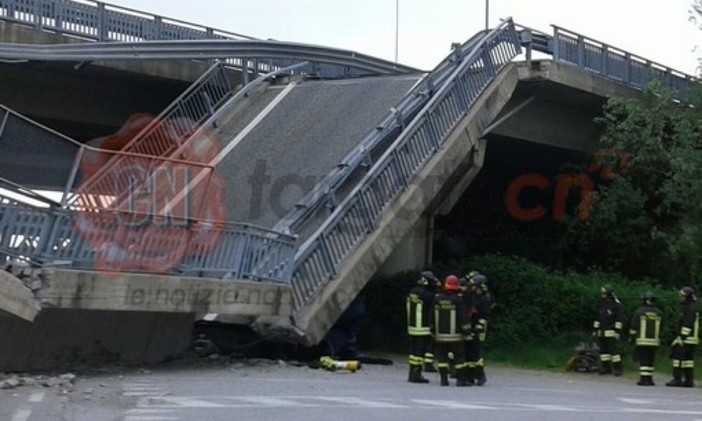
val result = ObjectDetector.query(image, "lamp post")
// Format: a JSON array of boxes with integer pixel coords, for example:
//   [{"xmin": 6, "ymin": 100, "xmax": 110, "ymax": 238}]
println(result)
[
  {"xmin": 485, "ymin": 0, "xmax": 489, "ymax": 30},
  {"xmin": 395, "ymin": 0, "xmax": 399, "ymax": 62}
]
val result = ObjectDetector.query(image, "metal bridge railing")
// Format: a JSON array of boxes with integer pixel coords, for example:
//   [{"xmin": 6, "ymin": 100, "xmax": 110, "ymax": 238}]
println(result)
[
  {"xmin": 63, "ymin": 60, "xmax": 234, "ymax": 208},
  {"xmin": 0, "ymin": 189, "xmax": 296, "ymax": 282},
  {"xmin": 0, "ymin": 0, "xmax": 419, "ymax": 79},
  {"xmin": 290, "ymin": 19, "xmax": 522, "ymax": 310},
  {"xmin": 0, "ymin": 0, "xmax": 254, "ymax": 42},
  {"xmin": 519, "ymin": 25, "xmax": 698, "ymax": 102},
  {"xmin": 0, "ymin": 102, "xmax": 297, "ymax": 283}
]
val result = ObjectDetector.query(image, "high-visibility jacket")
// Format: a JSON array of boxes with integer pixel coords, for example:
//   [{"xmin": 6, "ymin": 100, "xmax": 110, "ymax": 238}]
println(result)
[
  {"xmin": 406, "ymin": 285, "xmax": 434, "ymax": 336},
  {"xmin": 679, "ymin": 301, "xmax": 700, "ymax": 345},
  {"xmin": 464, "ymin": 292, "xmax": 492, "ymax": 342},
  {"xmin": 431, "ymin": 292, "xmax": 469, "ymax": 342},
  {"xmin": 593, "ymin": 298, "xmax": 623, "ymax": 338},
  {"xmin": 629, "ymin": 305, "xmax": 662, "ymax": 347}
]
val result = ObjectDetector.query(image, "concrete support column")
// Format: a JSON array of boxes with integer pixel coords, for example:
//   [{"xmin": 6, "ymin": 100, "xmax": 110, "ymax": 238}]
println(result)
[{"xmin": 377, "ymin": 213, "xmax": 434, "ymax": 277}]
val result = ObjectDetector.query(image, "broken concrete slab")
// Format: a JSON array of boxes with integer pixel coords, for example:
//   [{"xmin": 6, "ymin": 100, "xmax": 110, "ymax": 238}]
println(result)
[
  {"xmin": 38, "ymin": 270, "xmax": 293, "ymax": 318},
  {"xmin": 0, "ymin": 270, "xmax": 40, "ymax": 322}
]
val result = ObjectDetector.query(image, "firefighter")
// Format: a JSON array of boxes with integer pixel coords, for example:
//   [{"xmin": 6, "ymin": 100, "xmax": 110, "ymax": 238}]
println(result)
[
  {"xmin": 593, "ymin": 284, "xmax": 624, "ymax": 375},
  {"xmin": 431, "ymin": 275, "xmax": 471, "ymax": 386},
  {"xmin": 406, "ymin": 271, "xmax": 441, "ymax": 383},
  {"xmin": 464, "ymin": 272, "xmax": 492, "ymax": 385},
  {"xmin": 666, "ymin": 286, "xmax": 699, "ymax": 387},
  {"xmin": 629, "ymin": 291, "xmax": 662, "ymax": 386}
]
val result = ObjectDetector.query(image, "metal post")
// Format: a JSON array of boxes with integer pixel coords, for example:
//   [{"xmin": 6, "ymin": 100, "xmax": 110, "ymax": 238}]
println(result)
[
  {"xmin": 485, "ymin": 0, "xmax": 489, "ymax": 30},
  {"xmin": 96, "ymin": 2, "xmax": 105, "ymax": 42},
  {"xmin": 395, "ymin": 0, "xmax": 399, "ymax": 63},
  {"xmin": 35, "ymin": 0, "xmax": 43, "ymax": 30}
]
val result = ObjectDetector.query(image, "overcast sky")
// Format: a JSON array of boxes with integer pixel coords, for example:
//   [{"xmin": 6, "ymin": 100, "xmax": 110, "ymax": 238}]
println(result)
[{"xmin": 107, "ymin": 0, "xmax": 699, "ymax": 74}]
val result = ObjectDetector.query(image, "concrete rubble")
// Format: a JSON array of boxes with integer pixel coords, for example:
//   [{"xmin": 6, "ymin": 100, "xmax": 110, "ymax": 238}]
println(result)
[{"xmin": 0, "ymin": 372, "xmax": 77, "ymax": 390}]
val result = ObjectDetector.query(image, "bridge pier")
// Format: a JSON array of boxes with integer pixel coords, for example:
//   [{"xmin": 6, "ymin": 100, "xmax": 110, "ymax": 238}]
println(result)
[{"xmin": 377, "ymin": 214, "xmax": 434, "ymax": 277}]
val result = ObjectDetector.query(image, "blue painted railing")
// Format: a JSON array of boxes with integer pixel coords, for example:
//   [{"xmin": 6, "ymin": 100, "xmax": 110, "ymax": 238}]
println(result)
[
  {"xmin": 519, "ymin": 25, "xmax": 697, "ymax": 102},
  {"xmin": 0, "ymin": 0, "xmax": 254, "ymax": 42}
]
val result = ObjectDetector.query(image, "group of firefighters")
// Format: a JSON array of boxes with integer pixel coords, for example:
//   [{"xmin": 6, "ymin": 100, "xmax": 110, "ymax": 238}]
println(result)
[
  {"xmin": 406, "ymin": 270, "xmax": 493, "ymax": 387},
  {"xmin": 407, "ymin": 271, "xmax": 700, "ymax": 388},
  {"xmin": 595, "ymin": 284, "xmax": 699, "ymax": 387}
]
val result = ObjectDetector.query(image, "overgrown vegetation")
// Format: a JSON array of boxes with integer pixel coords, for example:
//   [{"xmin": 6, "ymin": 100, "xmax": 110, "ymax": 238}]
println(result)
[{"xmin": 551, "ymin": 83, "xmax": 702, "ymax": 284}]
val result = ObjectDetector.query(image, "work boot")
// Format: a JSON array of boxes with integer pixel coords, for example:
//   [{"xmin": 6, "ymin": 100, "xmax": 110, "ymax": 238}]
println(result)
[
  {"xmin": 613, "ymin": 361, "xmax": 623, "ymax": 376},
  {"xmin": 475, "ymin": 366, "xmax": 487, "ymax": 386},
  {"xmin": 424, "ymin": 362, "xmax": 437, "ymax": 373},
  {"xmin": 439, "ymin": 367, "xmax": 449, "ymax": 386},
  {"xmin": 636, "ymin": 376, "xmax": 654, "ymax": 386},
  {"xmin": 682, "ymin": 368, "xmax": 695, "ymax": 388},
  {"xmin": 465, "ymin": 367, "xmax": 476, "ymax": 385},
  {"xmin": 408, "ymin": 366, "xmax": 429, "ymax": 384},
  {"xmin": 599, "ymin": 361, "xmax": 612, "ymax": 375},
  {"xmin": 456, "ymin": 368, "xmax": 472, "ymax": 387},
  {"xmin": 666, "ymin": 368, "xmax": 683, "ymax": 387}
]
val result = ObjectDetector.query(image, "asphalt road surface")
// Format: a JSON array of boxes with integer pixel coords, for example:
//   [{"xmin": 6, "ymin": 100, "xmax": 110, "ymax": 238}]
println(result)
[{"xmin": 2, "ymin": 357, "xmax": 702, "ymax": 421}]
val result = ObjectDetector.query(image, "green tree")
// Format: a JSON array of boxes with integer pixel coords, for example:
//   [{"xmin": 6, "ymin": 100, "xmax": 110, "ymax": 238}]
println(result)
[{"xmin": 556, "ymin": 83, "xmax": 702, "ymax": 285}]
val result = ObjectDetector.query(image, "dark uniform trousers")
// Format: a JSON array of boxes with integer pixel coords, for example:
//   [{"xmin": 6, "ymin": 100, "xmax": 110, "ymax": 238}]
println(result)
[
  {"xmin": 409, "ymin": 335, "xmax": 432, "ymax": 368},
  {"xmin": 436, "ymin": 342, "xmax": 465, "ymax": 375},
  {"xmin": 670, "ymin": 343, "xmax": 696, "ymax": 382},
  {"xmin": 634, "ymin": 346, "xmax": 656, "ymax": 381},
  {"xmin": 466, "ymin": 339, "xmax": 483, "ymax": 371}
]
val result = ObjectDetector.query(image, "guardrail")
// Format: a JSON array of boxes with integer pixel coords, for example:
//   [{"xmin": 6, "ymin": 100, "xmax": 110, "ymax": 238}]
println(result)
[
  {"xmin": 63, "ymin": 60, "xmax": 233, "ymax": 208},
  {"xmin": 0, "ymin": 101, "xmax": 297, "ymax": 282},
  {"xmin": 0, "ymin": 190, "xmax": 296, "ymax": 282},
  {"xmin": 0, "ymin": 0, "xmax": 254, "ymax": 42},
  {"xmin": 290, "ymin": 19, "xmax": 522, "ymax": 310},
  {"xmin": 519, "ymin": 25, "xmax": 697, "ymax": 102}
]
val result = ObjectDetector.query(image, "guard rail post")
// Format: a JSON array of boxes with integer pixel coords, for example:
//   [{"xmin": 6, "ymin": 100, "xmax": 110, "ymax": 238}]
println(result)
[
  {"xmin": 34, "ymin": 0, "xmax": 43, "ymax": 30},
  {"xmin": 602, "ymin": 45, "xmax": 609, "ymax": 76},
  {"xmin": 96, "ymin": 1, "xmax": 105, "ymax": 42}
]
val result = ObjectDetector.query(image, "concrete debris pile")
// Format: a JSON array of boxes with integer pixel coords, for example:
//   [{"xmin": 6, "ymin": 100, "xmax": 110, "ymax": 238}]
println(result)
[{"xmin": 0, "ymin": 373, "xmax": 76, "ymax": 391}]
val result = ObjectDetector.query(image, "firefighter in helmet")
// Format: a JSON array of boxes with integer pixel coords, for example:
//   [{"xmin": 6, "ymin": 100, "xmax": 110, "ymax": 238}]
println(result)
[
  {"xmin": 406, "ymin": 271, "xmax": 441, "ymax": 383},
  {"xmin": 464, "ymin": 271, "xmax": 492, "ymax": 385},
  {"xmin": 593, "ymin": 284, "xmax": 624, "ymax": 375},
  {"xmin": 430, "ymin": 275, "xmax": 471, "ymax": 386},
  {"xmin": 629, "ymin": 291, "xmax": 662, "ymax": 386},
  {"xmin": 667, "ymin": 286, "xmax": 699, "ymax": 387}
]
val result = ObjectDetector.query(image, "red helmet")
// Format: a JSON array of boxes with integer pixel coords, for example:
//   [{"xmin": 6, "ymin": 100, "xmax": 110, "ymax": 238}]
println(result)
[{"xmin": 444, "ymin": 275, "xmax": 460, "ymax": 292}]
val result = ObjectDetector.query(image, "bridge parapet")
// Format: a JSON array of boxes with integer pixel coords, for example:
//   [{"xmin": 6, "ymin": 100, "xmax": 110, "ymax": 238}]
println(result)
[
  {"xmin": 0, "ymin": 0, "xmax": 253, "ymax": 42},
  {"xmin": 519, "ymin": 24, "xmax": 697, "ymax": 101}
]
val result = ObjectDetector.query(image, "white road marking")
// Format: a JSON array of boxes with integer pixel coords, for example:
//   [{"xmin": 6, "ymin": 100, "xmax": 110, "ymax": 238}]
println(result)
[
  {"xmin": 518, "ymin": 404, "xmax": 578, "ymax": 411},
  {"xmin": 11, "ymin": 409, "xmax": 31, "ymax": 421},
  {"xmin": 123, "ymin": 417, "xmax": 179, "ymax": 421},
  {"xmin": 157, "ymin": 397, "xmax": 227, "ymax": 408},
  {"xmin": 126, "ymin": 409, "xmax": 178, "ymax": 415},
  {"xmin": 618, "ymin": 397, "xmax": 654, "ymax": 405},
  {"xmin": 412, "ymin": 399, "xmax": 496, "ymax": 410},
  {"xmin": 28, "ymin": 391, "xmax": 45, "ymax": 403},
  {"xmin": 238, "ymin": 397, "xmax": 317, "ymax": 407},
  {"xmin": 315, "ymin": 397, "xmax": 408, "ymax": 408}
]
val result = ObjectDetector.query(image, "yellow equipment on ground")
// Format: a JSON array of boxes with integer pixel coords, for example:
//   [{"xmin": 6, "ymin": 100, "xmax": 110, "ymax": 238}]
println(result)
[{"xmin": 320, "ymin": 356, "xmax": 362, "ymax": 373}]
